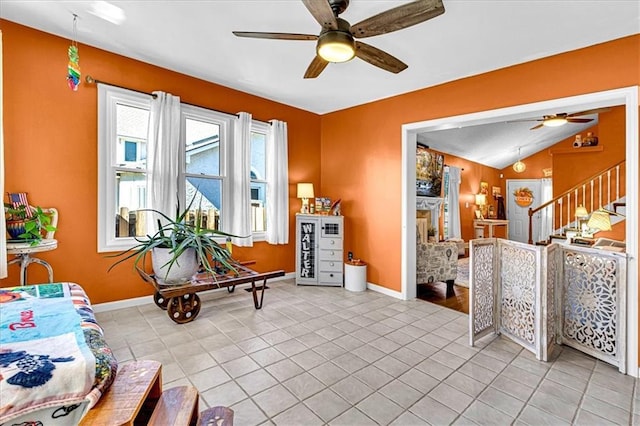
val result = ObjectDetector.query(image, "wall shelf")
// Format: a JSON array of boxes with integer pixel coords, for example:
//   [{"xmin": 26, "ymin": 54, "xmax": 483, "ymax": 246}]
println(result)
[{"xmin": 549, "ymin": 146, "xmax": 603, "ymax": 155}]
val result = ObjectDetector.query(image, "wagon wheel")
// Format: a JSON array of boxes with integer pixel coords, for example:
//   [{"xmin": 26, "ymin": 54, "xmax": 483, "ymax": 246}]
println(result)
[
  {"xmin": 153, "ymin": 291, "xmax": 169, "ymax": 310},
  {"xmin": 167, "ymin": 293, "xmax": 201, "ymax": 324}
]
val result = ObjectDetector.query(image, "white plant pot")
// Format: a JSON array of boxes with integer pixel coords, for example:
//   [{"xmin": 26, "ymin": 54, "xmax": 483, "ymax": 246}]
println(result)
[{"xmin": 152, "ymin": 247, "xmax": 199, "ymax": 285}]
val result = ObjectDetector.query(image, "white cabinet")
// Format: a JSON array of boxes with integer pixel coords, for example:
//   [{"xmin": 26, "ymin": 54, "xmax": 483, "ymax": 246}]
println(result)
[{"xmin": 296, "ymin": 214, "xmax": 343, "ymax": 286}]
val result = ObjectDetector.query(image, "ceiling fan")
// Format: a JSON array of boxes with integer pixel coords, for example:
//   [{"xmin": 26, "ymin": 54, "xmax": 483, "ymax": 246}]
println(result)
[
  {"xmin": 517, "ymin": 108, "xmax": 612, "ymax": 130},
  {"xmin": 232, "ymin": 0, "xmax": 445, "ymax": 78}
]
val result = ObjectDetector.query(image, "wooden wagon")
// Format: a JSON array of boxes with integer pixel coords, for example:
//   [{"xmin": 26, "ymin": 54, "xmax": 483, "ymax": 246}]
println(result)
[{"xmin": 137, "ymin": 260, "xmax": 284, "ymax": 323}]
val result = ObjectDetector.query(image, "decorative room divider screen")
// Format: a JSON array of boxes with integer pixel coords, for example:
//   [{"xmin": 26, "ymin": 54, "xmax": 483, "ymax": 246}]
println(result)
[{"xmin": 469, "ymin": 238, "xmax": 627, "ymax": 373}]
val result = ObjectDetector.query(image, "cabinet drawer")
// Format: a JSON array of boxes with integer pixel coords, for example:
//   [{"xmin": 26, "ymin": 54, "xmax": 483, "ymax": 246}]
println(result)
[
  {"xmin": 320, "ymin": 260, "xmax": 342, "ymax": 272},
  {"xmin": 320, "ymin": 249, "xmax": 342, "ymax": 262},
  {"xmin": 319, "ymin": 271, "xmax": 343, "ymax": 285},
  {"xmin": 320, "ymin": 238, "xmax": 341, "ymax": 249}
]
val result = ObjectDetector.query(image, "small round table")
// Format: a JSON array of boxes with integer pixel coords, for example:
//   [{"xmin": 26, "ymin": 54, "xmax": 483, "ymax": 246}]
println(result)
[{"xmin": 7, "ymin": 239, "xmax": 58, "ymax": 286}]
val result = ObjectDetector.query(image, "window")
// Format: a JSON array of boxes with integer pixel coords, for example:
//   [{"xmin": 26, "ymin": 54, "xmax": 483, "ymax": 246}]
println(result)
[
  {"xmin": 98, "ymin": 86, "xmax": 151, "ymax": 251},
  {"xmin": 250, "ymin": 122, "xmax": 268, "ymax": 233},
  {"xmin": 182, "ymin": 106, "xmax": 230, "ymax": 233},
  {"xmin": 98, "ymin": 85, "xmax": 276, "ymax": 252}
]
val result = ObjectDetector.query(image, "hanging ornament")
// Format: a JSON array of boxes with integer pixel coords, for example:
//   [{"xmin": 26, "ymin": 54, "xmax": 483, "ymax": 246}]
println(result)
[
  {"xmin": 512, "ymin": 147, "xmax": 526, "ymax": 173},
  {"xmin": 67, "ymin": 14, "xmax": 81, "ymax": 91}
]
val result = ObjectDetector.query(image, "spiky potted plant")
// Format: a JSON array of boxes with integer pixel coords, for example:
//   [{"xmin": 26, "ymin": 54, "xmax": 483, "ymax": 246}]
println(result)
[{"xmin": 108, "ymin": 196, "xmax": 239, "ymax": 285}]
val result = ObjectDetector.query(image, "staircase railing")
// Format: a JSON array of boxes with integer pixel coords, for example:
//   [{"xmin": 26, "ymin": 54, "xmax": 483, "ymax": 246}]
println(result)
[{"xmin": 527, "ymin": 160, "xmax": 625, "ymax": 244}]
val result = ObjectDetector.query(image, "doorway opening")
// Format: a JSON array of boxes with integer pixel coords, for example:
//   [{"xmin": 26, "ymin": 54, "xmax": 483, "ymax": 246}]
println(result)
[{"xmin": 401, "ymin": 86, "xmax": 639, "ymax": 376}]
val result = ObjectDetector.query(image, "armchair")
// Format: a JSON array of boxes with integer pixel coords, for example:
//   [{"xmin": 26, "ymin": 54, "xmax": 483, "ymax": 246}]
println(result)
[{"xmin": 416, "ymin": 241, "xmax": 458, "ymax": 290}]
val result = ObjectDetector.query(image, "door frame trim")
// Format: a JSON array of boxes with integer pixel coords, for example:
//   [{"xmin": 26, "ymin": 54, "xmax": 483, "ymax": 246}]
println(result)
[{"xmin": 401, "ymin": 86, "xmax": 639, "ymax": 376}]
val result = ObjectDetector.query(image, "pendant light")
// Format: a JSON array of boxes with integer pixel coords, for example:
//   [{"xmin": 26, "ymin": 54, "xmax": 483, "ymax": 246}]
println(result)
[{"xmin": 513, "ymin": 147, "xmax": 526, "ymax": 173}]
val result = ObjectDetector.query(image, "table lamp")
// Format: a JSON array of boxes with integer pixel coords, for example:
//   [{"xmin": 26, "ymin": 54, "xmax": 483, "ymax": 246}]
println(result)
[
  {"xmin": 575, "ymin": 205, "xmax": 589, "ymax": 235},
  {"xmin": 297, "ymin": 183, "xmax": 314, "ymax": 214},
  {"xmin": 587, "ymin": 209, "xmax": 613, "ymax": 233}
]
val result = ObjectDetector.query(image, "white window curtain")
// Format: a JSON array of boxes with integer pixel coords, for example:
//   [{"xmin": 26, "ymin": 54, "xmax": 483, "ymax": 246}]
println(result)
[
  {"xmin": 147, "ymin": 91, "xmax": 181, "ymax": 230},
  {"xmin": 0, "ymin": 31, "xmax": 6, "ymax": 278},
  {"xmin": 228, "ymin": 112, "xmax": 253, "ymax": 246},
  {"xmin": 447, "ymin": 166, "xmax": 462, "ymax": 239},
  {"xmin": 539, "ymin": 178, "xmax": 553, "ymax": 241},
  {"xmin": 266, "ymin": 120, "xmax": 289, "ymax": 244}
]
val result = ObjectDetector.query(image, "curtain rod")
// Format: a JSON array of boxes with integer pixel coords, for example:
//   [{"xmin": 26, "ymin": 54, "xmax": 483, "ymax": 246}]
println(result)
[
  {"xmin": 444, "ymin": 164, "xmax": 464, "ymax": 171},
  {"xmin": 84, "ymin": 75, "xmax": 271, "ymax": 124}
]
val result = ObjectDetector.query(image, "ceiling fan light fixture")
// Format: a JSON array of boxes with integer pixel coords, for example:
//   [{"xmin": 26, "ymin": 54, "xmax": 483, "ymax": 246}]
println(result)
[
  {"xmin": 543, "ymin": 117, "xmax": 568, "ymax": 127},
  {"xmin": 317, "ymin": 31, "xmax": 355, "ymax": 63}
]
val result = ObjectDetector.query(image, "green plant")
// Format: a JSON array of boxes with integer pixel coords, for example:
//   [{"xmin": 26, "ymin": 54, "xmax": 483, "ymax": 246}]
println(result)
[
  {"xmin": 5, "ymin": 204, "xmax": 57, "ymax": 245},
  {"xmin": 107, "ymin": 196, "xmax": 239, "ymax": 278}
]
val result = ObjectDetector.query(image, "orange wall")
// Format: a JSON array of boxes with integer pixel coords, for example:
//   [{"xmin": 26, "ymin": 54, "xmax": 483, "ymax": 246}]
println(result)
[
  {"xmin": 2, "ymin": 20, "xmax": 638, "ymax": 301},
  {"xmin": 0, "ymin": 20, "xmax": 321, "ymax": 303},
  {"xmin": 321, "ymin": 35, "xmax": 639, "ymax": 292}
]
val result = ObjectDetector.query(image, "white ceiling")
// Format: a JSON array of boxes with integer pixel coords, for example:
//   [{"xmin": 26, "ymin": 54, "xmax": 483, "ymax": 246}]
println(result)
[
  {"xmin": 417, "ymin": 113, "xmax": 599, "ymax": 169},
  {"xmin": 1, "ymin": 0, "xmax": 638, "ymax": 167}
]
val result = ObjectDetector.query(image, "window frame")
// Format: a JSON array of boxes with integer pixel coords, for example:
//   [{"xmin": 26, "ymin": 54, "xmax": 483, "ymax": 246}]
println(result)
[
  {"xmin": 179, "ymin": 104, "xmax": 234, "ymax": 236},
  {"xmin": 98, "ymin": 85, "xmax": 152, "ymax": 252},
  {"xmin": 250, "ymin": 121, "xmax": 269, "ymax": 239},
  {"xmin": 98, "ymin": 85, "xmax": 274, "ymax": 252}
]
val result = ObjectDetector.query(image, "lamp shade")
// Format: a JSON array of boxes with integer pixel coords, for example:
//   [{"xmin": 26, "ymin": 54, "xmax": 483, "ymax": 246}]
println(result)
[
  {"xmin": 587, "ymin": 210, "xmax": 612, "ymax": 231},
  {"xmin": 575, "ymin": 205, "xmax": 589, "ymax": 218},
  {"xmin": 475, "ymin": 194, "xmax": 487, "ymax": 206},
  {"xmin": 513, "ymin": 160, "xmax": 526, "ymax": 173},
  {"xmin": 297, "ymin": 183, "xmax": 314, "ymax": 199}
]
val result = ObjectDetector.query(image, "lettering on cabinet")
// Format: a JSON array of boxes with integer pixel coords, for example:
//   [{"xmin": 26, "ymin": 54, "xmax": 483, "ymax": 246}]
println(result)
[{"xmin": 299, "ymin": 222, "xmax": 315, "ymax": 278}]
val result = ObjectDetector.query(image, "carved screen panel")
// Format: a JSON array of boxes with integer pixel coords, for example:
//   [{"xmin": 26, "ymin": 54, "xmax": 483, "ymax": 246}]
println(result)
[
  {"xmin": 499, "ymin": 243, "xmax": 537, "ymax": 351},
  {"xmin": 561, "ymin": 248, "xmax": 624, "ymax": 371},
  {"xmin": 469, "ymin": 239, "xmax": 496, "ymax": 345},
  {"xmin": 545, "ymin": 244, "xmax": 558, "ymax": 355}
]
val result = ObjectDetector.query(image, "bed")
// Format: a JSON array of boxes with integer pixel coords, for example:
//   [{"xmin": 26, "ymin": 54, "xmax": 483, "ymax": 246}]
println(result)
[{"xmin": 0, "ymin": 282, "xmax": 117, "ymax": 425}]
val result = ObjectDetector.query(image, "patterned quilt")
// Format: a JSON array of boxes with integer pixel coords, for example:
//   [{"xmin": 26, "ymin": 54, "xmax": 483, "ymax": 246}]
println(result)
[{"xmin": 0, "ymin": 283, "xmax": 117, "ymax": 424}]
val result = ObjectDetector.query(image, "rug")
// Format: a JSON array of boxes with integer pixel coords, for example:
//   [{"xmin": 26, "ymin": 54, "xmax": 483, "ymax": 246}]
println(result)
[{"xmin": 456, "ymin": 257, "xmax": 469, "ymax": 288}]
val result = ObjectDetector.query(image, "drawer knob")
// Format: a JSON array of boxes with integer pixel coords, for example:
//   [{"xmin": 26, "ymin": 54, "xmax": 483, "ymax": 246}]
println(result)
[
  {"xmin": 330, "ymin": 273, "xmax": 334, "ymax": 277},
  {"xmin": 330, "ymin": 262, "xmax": 334, "ymax": 266},
  {"xmin": 330, "ymin": 240, "xmax": 334, "ymax": 245},
  {"xmin": 330, "ymin": 251, "xmax": 334, "ymax": 255}
]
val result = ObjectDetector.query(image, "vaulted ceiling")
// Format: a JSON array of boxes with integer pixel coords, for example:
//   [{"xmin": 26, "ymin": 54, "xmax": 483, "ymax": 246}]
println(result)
[{"xmin": 1, "ymin": 0, "xmax": 638, "ymax": 167}]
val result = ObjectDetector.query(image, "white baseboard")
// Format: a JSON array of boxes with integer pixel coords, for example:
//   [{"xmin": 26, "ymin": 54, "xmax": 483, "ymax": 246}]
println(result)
[
  {"xmin": 367, "ymin": 282, "xmax": 403, "ymax": 299},
  {"xmin": 93, "ymin": 272, "xmax": 295, "ymax": 313}
]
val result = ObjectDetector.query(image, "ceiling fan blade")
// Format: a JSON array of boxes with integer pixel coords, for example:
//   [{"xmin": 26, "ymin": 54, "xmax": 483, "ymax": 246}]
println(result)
[
  {"xmin": 351, "ymin": 0, "xmax": 445, "ymax": 38},
  {"xmin": 530, "ymin": 123, "xmax": 544, "ymax": 130},
  {"xmin": 355, "ymin": 41, "xmax": 408, "ymax": 74},
  {"xmin": 301, "ymin": 0, "xmax": 338, "ymax": 30},
  {"xmin": 507, "ymin": 118, "xmax": 543, "ymax": 123},
  {"xmin": 566, "ymin": 118, "xmax": 594, "ymax": 124},
  {"xmin": 566, "ymin": 107, "xmax": 612, "ymax": 118},
  {"xmin": 304, "ymin": 55, "xmax": 329, "ymax": 79},
  {"xmin": 233, "ymin": 31, "xmax": 318, "ymax": 41}
]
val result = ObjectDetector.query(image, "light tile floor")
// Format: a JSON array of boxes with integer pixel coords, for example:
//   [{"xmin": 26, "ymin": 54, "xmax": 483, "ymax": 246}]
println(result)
[{"xmin": 95, "ymin": 279, "xmax": 639, "ymax": 425}]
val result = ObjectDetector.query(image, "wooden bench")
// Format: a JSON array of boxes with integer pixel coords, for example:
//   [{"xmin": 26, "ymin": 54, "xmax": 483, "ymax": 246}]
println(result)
[
  {"xmin": 149, "ymin": 385, "xmax": 199, "ymax": 426},
  {"xmin": 80, "ymin": 360, "xmax": 162, "ymax": 425}
]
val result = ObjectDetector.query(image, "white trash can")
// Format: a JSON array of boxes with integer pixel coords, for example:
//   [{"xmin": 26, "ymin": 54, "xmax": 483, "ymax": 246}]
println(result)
[{"xmin": 344, "ymin": 260, "xmax": 367, "ymax": 292}]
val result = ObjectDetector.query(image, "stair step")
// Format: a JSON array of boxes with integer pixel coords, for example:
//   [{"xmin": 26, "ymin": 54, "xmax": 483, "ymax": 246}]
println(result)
[{"xmin": 149, "ymin": 385, "xmax": 199, "ymax": 426}]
